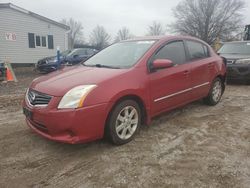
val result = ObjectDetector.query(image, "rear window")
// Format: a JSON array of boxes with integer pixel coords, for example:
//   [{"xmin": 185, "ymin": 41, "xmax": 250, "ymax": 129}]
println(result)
[{"xmin": 186, "ymin": 41, "xmax": 209, "ymax": 60}]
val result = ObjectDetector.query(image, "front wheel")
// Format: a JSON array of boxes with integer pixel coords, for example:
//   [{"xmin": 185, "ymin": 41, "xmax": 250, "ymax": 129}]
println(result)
[
  {"xmin": 203, "ymin": 78, "xmax": 223, "ymax": 106},
  {"xmin": 106, "ymin": 100, "xmax": 141, "ymax": 145}
]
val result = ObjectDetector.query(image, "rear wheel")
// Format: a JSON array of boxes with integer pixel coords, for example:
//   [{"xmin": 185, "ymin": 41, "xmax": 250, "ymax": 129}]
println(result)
[
  {"xmin": 106, "ymin": 100, "xmax": 141, "ymax": 145},
  {"xmin": 203, "ymin": 78, "xmax": 223, "ymax": 106}
]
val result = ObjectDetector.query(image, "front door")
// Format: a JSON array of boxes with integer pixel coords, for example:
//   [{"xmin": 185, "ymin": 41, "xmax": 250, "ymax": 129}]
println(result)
[{"xmin": 149, "ymin": 41, "xmax": 192, "ymax": 116}]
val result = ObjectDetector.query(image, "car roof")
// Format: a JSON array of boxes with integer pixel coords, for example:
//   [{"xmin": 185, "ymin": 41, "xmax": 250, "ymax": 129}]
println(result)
[{"xmin": 124, "ymin": 35, "xmax": 208, "ymax": 44}]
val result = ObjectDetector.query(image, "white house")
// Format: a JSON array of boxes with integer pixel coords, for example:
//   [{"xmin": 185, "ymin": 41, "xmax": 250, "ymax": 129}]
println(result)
[{"xmin": 0, "ymin": 3, "xmax": 70, "ymax": 65}]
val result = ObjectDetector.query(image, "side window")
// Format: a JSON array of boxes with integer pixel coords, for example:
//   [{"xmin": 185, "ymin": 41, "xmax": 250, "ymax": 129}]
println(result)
[
  {"xmin": 154, "ymin": 41, "xmax": 186, "ymax": 65},
  {"xmin": 186, "ymin": 41, "xmax": 208, "ymax": 60}
]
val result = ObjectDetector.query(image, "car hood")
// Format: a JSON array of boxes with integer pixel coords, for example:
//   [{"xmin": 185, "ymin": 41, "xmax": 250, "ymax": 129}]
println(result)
[
  {"xmin": 219, "ymin": 53, "xmax": 250, "ymax": 60},
  {"xmin": 30, "ymin": 65, "xmax": 128, "ymax": 96}
]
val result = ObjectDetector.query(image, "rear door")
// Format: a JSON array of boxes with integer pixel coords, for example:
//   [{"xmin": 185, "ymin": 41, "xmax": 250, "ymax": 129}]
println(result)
[
  {"xmin": 149, "ymin": 40, "xmax": 192, "ymax": 116},
  {"xmin": 185, "ymin": 40, "xmax": 211, "ymax": 100}
]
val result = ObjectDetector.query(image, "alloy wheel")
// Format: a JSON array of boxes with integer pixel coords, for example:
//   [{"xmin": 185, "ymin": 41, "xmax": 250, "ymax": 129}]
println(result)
[
  {"xmin": 115, "ymin": 106, "xmax": 139, "ymax": 140},
  {"xmin": 212, "ymin": 80, "xmax": 222, "ymax": 103}
]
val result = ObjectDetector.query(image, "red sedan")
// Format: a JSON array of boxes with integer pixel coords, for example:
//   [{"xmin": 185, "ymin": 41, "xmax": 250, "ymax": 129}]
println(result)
[{"xmin": 23, "ymin": 36, "xmax": 226, "ymax": 145}]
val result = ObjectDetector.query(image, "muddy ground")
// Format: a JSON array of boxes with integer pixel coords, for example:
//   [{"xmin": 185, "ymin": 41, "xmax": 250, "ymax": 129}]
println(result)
[{"xmin": 0, "ymin": 68, "xmax": 249, "ymax": 188}]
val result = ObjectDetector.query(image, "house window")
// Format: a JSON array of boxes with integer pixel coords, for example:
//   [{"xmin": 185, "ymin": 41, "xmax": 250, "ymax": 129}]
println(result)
[
  {"xmin": 42, "ymin": 36, "xmax": 46, "ymax": 47},
  {"xmin": 28, "ymin": 33, "xmax": 53, "ymax": 49},
  {"xmin": 48, "ymin": 35, "xmax": 54, "ymax": 49},
  {"xmin": 36, "ymin": 35, "xmax": 41, "ymax": 46},
  {"xmin": 28, "ymin": 33, "xmax": 35, "ymax": 48}
]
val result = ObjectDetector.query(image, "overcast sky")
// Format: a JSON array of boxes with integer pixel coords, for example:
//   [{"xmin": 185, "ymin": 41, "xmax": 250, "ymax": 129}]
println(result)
[{"xmin": 1, "ymin": 0, "xmax": 250, "ymax": 41}]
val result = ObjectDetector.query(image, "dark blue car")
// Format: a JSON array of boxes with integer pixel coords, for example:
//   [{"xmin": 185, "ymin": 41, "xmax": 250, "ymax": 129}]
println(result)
[{"xmin": 36, "ymin": 48, "xmax": 98, "ymax": 73}]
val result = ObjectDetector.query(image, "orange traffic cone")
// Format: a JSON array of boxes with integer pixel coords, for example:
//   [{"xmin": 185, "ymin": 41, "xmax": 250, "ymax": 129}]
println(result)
[{"xmin": 6, "ymin": 67, "xmax": 14, "ymax": 81}]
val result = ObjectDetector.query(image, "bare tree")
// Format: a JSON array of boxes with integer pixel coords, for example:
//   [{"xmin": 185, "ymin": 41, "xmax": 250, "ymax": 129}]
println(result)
[
  {"xmin": 89, "ymin": 26, "xmax": 111, "ymax": 49},
  {"xmin": 61, "ymin": 18, "xmax": 83, "ymax": 49},
  {"xmin": 147, "ymin": 21, "xmax": 165, "ymax": 36},
  {"xmin": 115, "ymin": 27, "xmax": 133, "ymax": 42},
  {"xmin": 169, "ymin": 0, "xmax": 245, "ymax": 44}
]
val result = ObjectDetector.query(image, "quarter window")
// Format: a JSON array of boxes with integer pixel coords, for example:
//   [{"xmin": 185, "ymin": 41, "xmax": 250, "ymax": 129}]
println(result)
[
  {"xmin": 186, "ymin": 41, "xmax": 209, "ymax": 60},
  {"xmin": 154, "ymin": 41, "xmax": 186, "ymax": 65}
]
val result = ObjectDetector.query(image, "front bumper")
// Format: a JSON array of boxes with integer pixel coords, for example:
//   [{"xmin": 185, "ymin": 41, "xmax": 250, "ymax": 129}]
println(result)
[
  {"xmin": 23, "ymin": 96, "xmax": 110, "ymax": 144},
  {"xmin": 227, "ymin": 64, "xmax": 250, "ymax": 81}
]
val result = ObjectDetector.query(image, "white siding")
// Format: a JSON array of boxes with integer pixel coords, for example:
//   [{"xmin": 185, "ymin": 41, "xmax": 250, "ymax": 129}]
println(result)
[{"xmin": 0, "ymin": 7, "xmax": 68, "ymax": 64}]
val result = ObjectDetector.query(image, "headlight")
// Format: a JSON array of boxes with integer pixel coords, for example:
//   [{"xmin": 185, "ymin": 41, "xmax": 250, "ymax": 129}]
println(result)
[
  {"xmin": 235, "ymin": 59, "xmax": 250, "ymax": 65},
  {"xmin": 58, "ymin": 85, "xmax": 97, "ymax": 109}
]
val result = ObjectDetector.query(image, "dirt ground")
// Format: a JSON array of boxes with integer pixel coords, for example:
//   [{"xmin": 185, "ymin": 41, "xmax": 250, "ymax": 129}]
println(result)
[{"xmin": 0, "ymin": 68, "xmax": 250, "ymax": 188}]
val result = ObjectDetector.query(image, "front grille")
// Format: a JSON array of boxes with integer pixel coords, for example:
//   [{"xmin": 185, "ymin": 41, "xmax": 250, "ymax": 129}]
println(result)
[{"xmin": 27, "ymin": 89, "xmax": 52, "ymax": 106}]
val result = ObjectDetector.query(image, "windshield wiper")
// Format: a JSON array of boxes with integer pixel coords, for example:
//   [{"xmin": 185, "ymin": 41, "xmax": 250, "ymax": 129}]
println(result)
[
  {"xmin": 95, "ymin": 64, "xmax": 120, "ymax": 69},
  {"xmin": 83, "ymin": 63, "xmax": 120, "ymax": 69}
]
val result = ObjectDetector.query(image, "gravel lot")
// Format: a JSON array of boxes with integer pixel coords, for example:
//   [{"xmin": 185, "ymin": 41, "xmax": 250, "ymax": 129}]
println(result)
[{"xmin": 0, "ymin": 68, "xmax": 250, "ymax": 188}]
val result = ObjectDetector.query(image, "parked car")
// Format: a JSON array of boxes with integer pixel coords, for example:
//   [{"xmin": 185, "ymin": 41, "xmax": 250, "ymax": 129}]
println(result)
[
  {"xmin": 23, "ymin": 36, "xmax": 226, "ymax": 145},
  {"xmin": 218, "ymin": 41, "xmax": 250, "ymax": 84},
  {"xmin": 63, "ymin": 48, "xmax": 98, "ymax": 65},
  {"xmin": 36, "ymin": 48, "xmax": 98, "ymax": 73},
  {"xmin": 36, "ymin": 49, "xmax": 72, "ymax": 73}
]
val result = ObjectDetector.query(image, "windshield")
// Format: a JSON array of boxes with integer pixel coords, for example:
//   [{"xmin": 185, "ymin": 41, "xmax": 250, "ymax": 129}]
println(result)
[
  {"xmin": 67, "ymin": 49, "xmax": 82, "ymax": 57},
  {"xmin": 218, "ymin": 42, "xmax": 250, "ymax": 55},
  {"xmin": 61, "ymin": 50, "xmax": 72, "ymax": 56},
  {"xmin": 66, "ymin": 48, "xmax": 95, "ymax": 57},
  {"xmin": 84, "ymin": 40, "xmax": 156, "ymax": 68}
]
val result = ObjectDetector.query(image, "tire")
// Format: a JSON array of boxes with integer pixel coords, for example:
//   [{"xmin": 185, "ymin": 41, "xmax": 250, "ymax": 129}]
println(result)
[
  {"xmin": 203, "ymin": 78, "xmax": 223, "ymax": 106},
  {"xmin": 106, "ymin": 100, "xmax": 141, "ymax": 145}
]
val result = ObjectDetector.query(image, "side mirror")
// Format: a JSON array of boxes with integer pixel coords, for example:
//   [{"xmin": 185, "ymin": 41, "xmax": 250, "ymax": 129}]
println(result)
[{"xmin": 152, "ymin": 59, "xmax": 173, "ymax": 70}]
